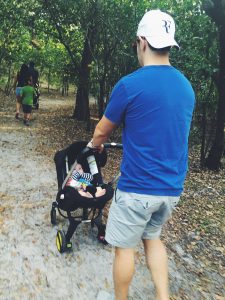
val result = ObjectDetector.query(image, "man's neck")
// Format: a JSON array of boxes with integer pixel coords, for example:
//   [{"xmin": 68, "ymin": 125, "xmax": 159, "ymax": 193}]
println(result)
[{"xmin": 142, "ymin": 51, "xmax": 170, "ymax": 66}]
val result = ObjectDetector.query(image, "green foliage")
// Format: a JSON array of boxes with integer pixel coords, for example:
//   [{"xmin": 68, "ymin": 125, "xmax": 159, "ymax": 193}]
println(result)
[
  {"xmin": 0, "ymin": 0, "xmax": 219, "ymax": 88},
  {"xmin": 0, "ymin": 0, "xmax": 222, "ymax": 161}
]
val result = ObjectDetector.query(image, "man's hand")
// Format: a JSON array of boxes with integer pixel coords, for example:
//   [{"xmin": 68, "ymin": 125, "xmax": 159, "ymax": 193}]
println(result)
[{"xmin": 87, "ymin": 139, "xmax": 104, "ymax": 153}]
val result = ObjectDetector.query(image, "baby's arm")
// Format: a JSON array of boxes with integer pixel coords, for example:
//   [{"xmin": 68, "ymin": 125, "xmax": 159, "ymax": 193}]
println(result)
[{"xmin": 95, "ymin": 187, "xmax": 106, "ymax": 197}]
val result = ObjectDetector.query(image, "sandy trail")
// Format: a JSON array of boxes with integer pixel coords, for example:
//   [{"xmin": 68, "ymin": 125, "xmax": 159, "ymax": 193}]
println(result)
[{"xmin": 0, "ymin": 97, "xmax": 223, "ymax": 300}]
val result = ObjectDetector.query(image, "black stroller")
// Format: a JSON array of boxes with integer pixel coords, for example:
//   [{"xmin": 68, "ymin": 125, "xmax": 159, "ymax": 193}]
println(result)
[
  {"xmin": 50, "ymin": 141, "xmax": 122, "ymax": 253},
  {"xmin": 33, "ymin": 84, "xmax": 40, "ymax": 110}
]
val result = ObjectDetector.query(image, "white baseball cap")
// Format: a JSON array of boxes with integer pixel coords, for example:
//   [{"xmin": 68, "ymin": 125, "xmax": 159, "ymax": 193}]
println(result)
[{"xmin": 137, "ymin": 10, "xmax": 179, "ymax": 49}]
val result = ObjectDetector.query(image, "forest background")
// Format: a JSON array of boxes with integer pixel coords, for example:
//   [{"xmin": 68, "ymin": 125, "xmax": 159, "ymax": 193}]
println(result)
[
  {"xmin": 0, "ymin": 1, "xmax": 225, "ymax": 298},
  {"xmin": 0, "ymin": 0, "xmax": 224, "ymax": 170}
]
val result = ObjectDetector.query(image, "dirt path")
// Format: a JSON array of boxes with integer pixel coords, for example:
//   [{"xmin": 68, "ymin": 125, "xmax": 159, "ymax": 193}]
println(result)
[{"xmin": 0, "ymin": 95, "xmax": 224, "ymax": 300}]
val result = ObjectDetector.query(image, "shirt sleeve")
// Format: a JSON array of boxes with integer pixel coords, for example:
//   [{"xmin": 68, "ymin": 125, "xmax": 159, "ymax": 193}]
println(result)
[{"xmin": 104, "ymin": 80, "xmax": 128, "ymax": 125}]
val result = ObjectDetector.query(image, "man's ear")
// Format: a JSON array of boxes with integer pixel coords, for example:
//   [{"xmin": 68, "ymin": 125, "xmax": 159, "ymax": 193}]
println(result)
[
  {"xmin": 143, "ymin": 41, "xmax": 147, "ymax": 51},
  {"xmin": 139, "ymin": 36, "xmax": 146, "ymax": 51}
]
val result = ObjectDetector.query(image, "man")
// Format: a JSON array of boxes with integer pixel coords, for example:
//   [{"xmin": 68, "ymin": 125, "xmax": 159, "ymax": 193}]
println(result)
[
  {"xmin": 92, "ymin": 10, "xmax": 195, "ymax": 300},
  {"xmin": 13, "ymin": 64, "xmax": 31, "ymax": 120}
]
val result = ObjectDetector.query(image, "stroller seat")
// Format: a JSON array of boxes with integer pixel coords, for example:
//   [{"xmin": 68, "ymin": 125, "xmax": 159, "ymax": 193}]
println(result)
[{"xmin": 50, "ymin": 141, "xmax": 122, "ymax": 253}]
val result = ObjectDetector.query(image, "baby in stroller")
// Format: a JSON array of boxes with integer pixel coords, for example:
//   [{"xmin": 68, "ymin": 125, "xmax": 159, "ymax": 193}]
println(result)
[
  {"xmin": 51, "ymin": 141, "xmax": 122, "ymax": 253},
  {"xmin": 66, "ymin": 163, "xmax": 106, "ymax": 198}
]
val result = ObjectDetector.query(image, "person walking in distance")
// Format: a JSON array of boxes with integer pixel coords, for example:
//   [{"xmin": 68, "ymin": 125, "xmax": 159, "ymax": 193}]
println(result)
[
  {"xmin": 13, "ymin": 64, "xmax": 30, "ymax": 120},
  {"xmin": 91, "ymin": 9, "xmax": 195, "ymax": 300},
  {"xmin": 20, "ymin": 78, "xmax": 35, "ymax": 126}
]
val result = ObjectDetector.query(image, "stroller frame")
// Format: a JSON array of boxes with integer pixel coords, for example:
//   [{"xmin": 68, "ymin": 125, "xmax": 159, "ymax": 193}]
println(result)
[
  {"xmin": 51, "ymin": 141, "xmax": 122, "ymax": 253},
  {"xmin": 33, "ymin": 84, "xmax": 40, "ymax": 110}
]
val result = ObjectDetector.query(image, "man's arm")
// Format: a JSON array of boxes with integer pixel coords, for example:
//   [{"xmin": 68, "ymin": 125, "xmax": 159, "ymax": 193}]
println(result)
[
  {"xmin": 92, "ymin": 116, "xmax": 117, "ymax": 148},
  {"xmin": 89, "ymin": 81, "xmax": 125, "ymax": 150}
]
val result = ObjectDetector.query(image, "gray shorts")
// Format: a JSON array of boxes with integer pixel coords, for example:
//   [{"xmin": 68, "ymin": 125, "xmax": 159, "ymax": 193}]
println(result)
[{"xmin": 105, "ymin": 189, "xmax": 180, "ymax": 248}]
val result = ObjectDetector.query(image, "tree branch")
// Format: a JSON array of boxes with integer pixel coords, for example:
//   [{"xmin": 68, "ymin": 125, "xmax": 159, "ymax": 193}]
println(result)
[{"xmin": 44, "ymin": 0, "xmax": 79, "ymax": 70}]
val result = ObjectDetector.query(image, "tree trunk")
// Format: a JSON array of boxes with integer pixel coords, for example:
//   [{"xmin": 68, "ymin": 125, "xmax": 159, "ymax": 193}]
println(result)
[
  {"xmin": 200, "ymin": 102, "xmax": 207, "ymax": 167},
  {"xmin": 98, "ymin": 78, "xmax": 105, "ymax": 119},
  {"xmin": 204, "ymin": 0, "xmax": 225, "ymax": 170},
  {"xmin": 73, "ymin": 29, "xmax": 93, "ymax": 123},
  {"xmin": 47, "ymin": 68, "xmax": 51, "ymax": 93},
  {"xmin": 62, "ymin": 73, "xmax": 69, "ymax": 96},
  {"xmin": 5, "ymin": 64, "xmax": 12, "ymax": 95}
]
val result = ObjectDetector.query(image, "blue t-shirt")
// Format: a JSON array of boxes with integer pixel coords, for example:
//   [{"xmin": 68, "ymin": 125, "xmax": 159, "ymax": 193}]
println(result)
[{"xmin": 104, "ymin": 65, "xmax": 195, "ymax": 196}]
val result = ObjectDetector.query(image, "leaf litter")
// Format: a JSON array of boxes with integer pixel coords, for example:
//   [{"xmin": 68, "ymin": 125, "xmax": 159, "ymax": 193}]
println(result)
[{"xmin": 0, "ymin": 90, "xmax": 224, "ymax": 299}]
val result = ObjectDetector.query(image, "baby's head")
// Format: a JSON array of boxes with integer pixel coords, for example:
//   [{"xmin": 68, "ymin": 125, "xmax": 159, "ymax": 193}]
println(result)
[{"xmin": 75, "ymin": 163, "xmax": 83, "ymax": 173}]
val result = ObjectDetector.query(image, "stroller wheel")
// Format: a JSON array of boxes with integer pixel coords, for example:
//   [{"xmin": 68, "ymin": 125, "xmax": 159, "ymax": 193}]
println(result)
[
  {"xmin": 97, "ymin": 224, "xmax": 108, "ymax": 245},
  {"xmin": 97, "ymin": 234, "xmax": 108, "ymax": 245},
  {"xmin": 56, "ymin": 230, "xmax": 72, "ymax": 253},
  {"xmin": 50, "ymin": 208, "xmax": 57, "ymax": 225}
]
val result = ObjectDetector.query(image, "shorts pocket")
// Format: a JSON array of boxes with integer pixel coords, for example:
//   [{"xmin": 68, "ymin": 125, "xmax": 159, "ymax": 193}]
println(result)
[
  {"xmin": 114, "ymin": 188, "xmax": 118, "ymax": 203},
  {"xmin": 168, "ymin": 196, "xmax": 180, "ymax": 210},
  {"xmin": 115, "ymin": 190, "xmax": 140, "ymax": 208}
]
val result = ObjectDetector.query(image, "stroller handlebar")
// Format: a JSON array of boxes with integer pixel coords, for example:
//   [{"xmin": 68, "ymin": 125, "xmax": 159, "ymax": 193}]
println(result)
[
  {"xmin": 81, "ymin": 147, "xmax": 92, "ymax": 155},
  {"xmin": 104, "ymin": 142, "xmax": 123, "ymax": 149},
  {"xmin": 81, "ymin": 143, "xmax": 123, "ymax": 155}
]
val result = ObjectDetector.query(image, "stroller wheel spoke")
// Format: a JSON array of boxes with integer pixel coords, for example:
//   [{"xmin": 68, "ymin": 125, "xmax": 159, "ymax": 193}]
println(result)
[{"xmin": 56, "ymin": 231, "xmax": 62, "ymax": 252}]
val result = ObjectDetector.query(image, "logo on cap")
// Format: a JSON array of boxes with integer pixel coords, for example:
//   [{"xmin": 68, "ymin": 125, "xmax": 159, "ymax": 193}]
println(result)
[{"xmin": 162, "ymin": 20, "xmax": 171, "ymax": 33}]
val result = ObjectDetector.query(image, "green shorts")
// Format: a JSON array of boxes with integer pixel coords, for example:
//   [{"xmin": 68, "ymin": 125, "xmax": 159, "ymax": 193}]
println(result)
[{"xmin": 105, "ymin": 189, "xmax": 180, "ymax": 248}]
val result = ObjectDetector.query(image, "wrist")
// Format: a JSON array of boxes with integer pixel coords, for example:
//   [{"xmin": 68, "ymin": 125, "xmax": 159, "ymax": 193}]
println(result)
[{"xmin": 90, "ymin": 139, "xmax": 100, "ymax": 148}]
